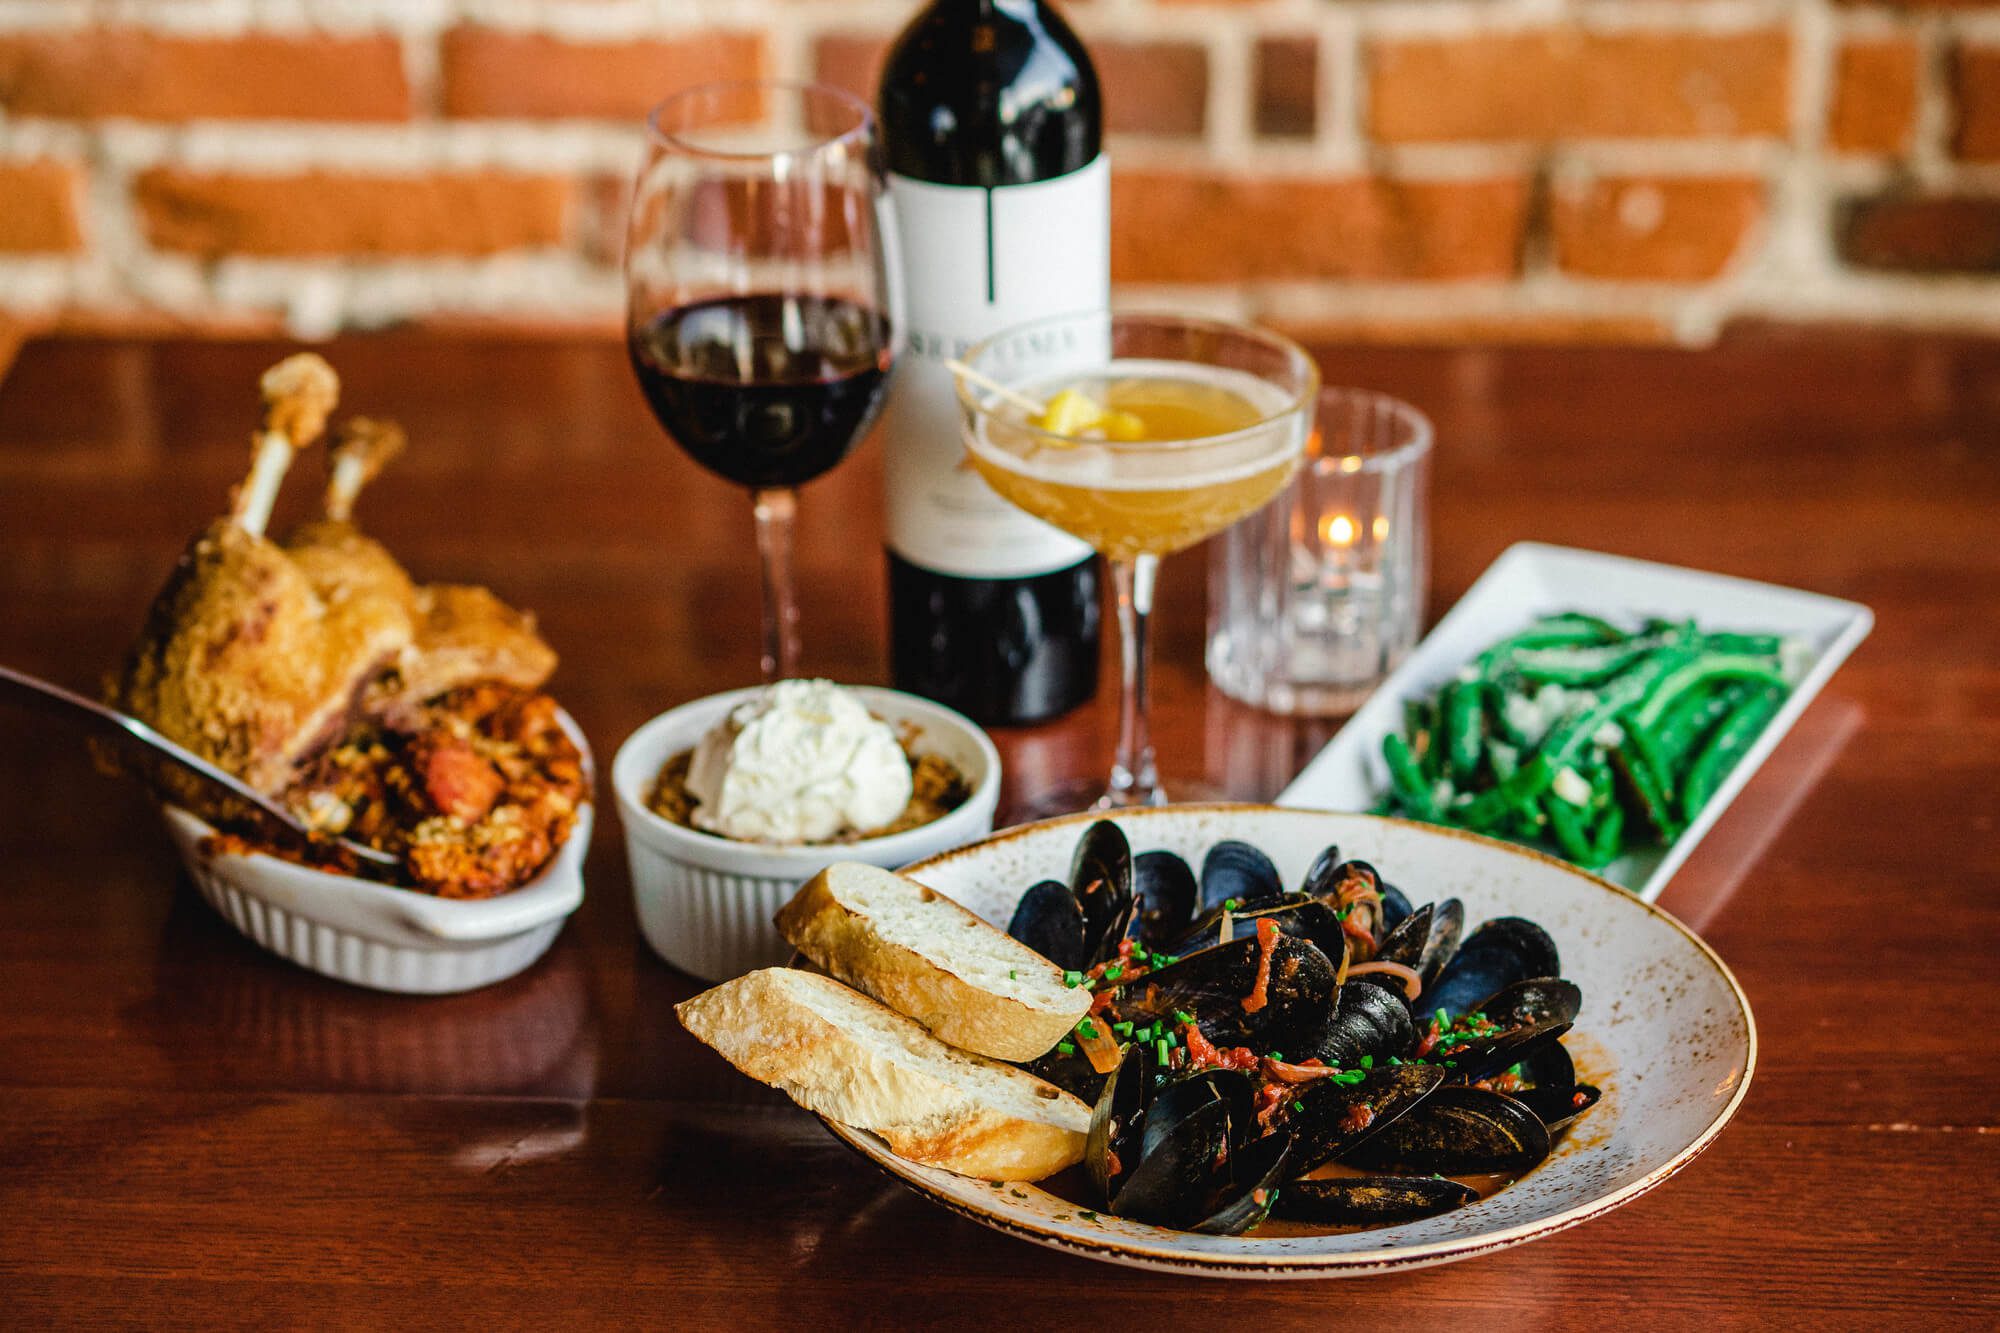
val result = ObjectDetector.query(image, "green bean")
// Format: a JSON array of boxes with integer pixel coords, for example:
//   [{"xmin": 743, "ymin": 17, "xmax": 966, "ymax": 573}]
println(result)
[
  {"xmin": 1456, "ymin": 754, "xmax": 1555, "ymax": 829},
  {"xmin": 1680, "ymin": 687, "xmax": 1784, "ymax": 822},
  {"xmin": 1404, "ymin": 697, "xmax": 1441, "ymax": 782},
  {"xmin": 1649, "ymin": 682, "xmax": 1744, "ymax": 777},
  {"xmin": 1610, "ymin": 737, "xmax": 1676, "ymax": 839},
  {"xmin": 1622, "ymin": 720, "xmax": 1673, "ymax": 794},
  {"xmin": 1487, "ymin": 739, "xmax": 1520, "ymax": 782},
  {"xmin": 1382, "ymin": 734, "xmax": 1437, "ymax": 820},
  {"xmin": 1587, "ymin": 802, "xmax": 1626, "ymax": 867},
  {"xmin": 1446, "ymin": 682, "xmax": 1486, "ymax": 780},
  {"xmin": 1541, "ymin": 647, "xmax": 1699, "ymax": 768},
  {"xmin": 1629, "ymin": 654, "xmax": 1788, "ymax": 732},
  {"xmin": 1543, "ymin": 792, "xmax": 1594, "ymax": 863},
  {"xmin": 1700, "ymin": 631, "xmax": 1785, "ymax": 657}
]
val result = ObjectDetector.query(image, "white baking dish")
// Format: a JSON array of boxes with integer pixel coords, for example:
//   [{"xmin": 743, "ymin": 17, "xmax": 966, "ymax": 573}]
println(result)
[
  {"xmin": 159, "ymin": 711, "xmax": 593, "ymax": 994},
  {"xmin": 613, "ymin": 686, "xmax": 1001, "ymax": 983},
  {"xmin": 1278, "ymin": 542, "xmax": 1873, "ymax": 901}
]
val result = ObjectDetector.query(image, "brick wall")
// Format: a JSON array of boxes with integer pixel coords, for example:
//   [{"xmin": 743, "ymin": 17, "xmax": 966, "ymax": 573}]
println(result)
[{"xmin": 2, "ymin": 1, "xmax": 1998, "ymax": 345}]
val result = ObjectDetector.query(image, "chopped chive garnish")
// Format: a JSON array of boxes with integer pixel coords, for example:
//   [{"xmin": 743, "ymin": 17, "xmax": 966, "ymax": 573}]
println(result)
[
  {"xmin": 1113, "ymin": 1021, "xmax": 1134, "ymax": 1037},
  {"xmin": 1079, "ymin": 1210, "xmax": 1097, "ymax": 1220},
  {"xmin": 1008, "ymin": 969, "xmax": 1017, "ymax": 981},
  {"xmin": 1103, "ymin": 964, "xmax": 1123, "ymax": 981},
  {"xmin": 1225, "ymin": 897, "xmax": 1241, "ymax": 910},
  {"xmin": 1155, "ymin": 1037, "xmax": 1170, "ymax": 1064},
  {"xmin": 1174, "ymin": 1009, "xmax": 1194, "ymax": 1024},
  {"xmin": 1359, "ymin": 1054, "xmax": 1374, "ymax": 1069},
  {"xmin": 1057, "ymin": 1041, "xmax": 1076, "ymax": 1055},
  {"xmin": 1268, "ymin": 1051, "xmax": 1284, "ymax": 1062},
  {"xmin": 1077, "ymin": 1018, "xmax": 1099, "ymax": 1040},
  {"xmin": 1292, "ymin": 1100, "xmax": 1306, "ymax": 1113},
  {"xmin": 1064, "ymin": 971, "xmax": 1083, "ymax": 988}
]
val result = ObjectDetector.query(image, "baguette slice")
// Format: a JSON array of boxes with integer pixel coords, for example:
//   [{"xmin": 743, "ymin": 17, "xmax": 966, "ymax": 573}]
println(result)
[
  {"xmin": 775, "ymin": 862, "xmax": 1092, "ymax": 1061},
  {"xmin": 676, "ymin": 968, "xmax": 1090, "ymax": 1181}
]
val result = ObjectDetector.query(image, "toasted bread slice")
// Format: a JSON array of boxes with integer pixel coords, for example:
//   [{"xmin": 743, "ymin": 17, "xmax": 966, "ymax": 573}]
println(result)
[
  {"xmin": 775, "ymin": 862, "xmax": 1092, "ymax": 1062},
  {"xmin": 676, "ymin": 968, "xmax": 1090, "ymax": 1181}
]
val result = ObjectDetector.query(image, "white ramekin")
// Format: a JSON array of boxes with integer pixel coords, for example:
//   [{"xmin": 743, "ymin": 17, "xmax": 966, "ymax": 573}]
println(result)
[
  {"xmin": 612, "ymin": 685, "xmax": 1001, "ymax": 983},
  {"xmin": 158, "ymin": 711, "xmax": 593, "ymax": 995}
]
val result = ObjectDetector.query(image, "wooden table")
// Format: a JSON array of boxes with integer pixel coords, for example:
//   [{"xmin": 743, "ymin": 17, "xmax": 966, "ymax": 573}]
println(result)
[{"xmin": 0, "ymin": 332, "xmax": 1994, "ymax": 1325}]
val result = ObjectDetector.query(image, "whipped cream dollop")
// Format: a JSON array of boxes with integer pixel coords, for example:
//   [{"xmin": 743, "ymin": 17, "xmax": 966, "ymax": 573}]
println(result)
[{"xmin": 684, "ymin": 679, "xmax": 914, "ymax": 844}]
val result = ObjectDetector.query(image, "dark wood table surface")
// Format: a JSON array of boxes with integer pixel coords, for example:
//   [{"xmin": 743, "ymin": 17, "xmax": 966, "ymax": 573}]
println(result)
[{"xmin": 0, "ymin": 332, "xmax": 1995, "ymax": 1326}]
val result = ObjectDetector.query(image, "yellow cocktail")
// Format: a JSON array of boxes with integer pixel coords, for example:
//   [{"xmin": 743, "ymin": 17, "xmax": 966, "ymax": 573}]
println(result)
[
  {"xmin": 955, "ymin": 314, "xmax": 1319, "ymax": 812},
  {"xmin": 966, "ymin": 366, "xmax": 1304, "ymax": 561}
]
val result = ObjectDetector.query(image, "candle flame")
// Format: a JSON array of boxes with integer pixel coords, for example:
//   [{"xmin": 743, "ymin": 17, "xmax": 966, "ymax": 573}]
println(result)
[
  {"xmin": 1373, "ymin": 514, "xmax": 1391, "ymax": 541},
  {"xmin": 1322, "ymin": 513, "xmax": 1358, "ymax": 548}
]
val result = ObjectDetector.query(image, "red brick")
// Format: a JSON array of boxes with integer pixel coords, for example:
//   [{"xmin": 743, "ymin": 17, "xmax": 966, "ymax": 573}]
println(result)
[
  {"xmin": 1839, "ymin": 193, "xmax": 2000, "ymax": 272},
  {"xmin": 0, "ymin": 159, "xmax": 85, "ymax": 252},
  {"xmin": 0, "ymin": 29, "xmax": 408, "ymax": 121},
  {"xmin": 812, "ymin": 33, "xmax": 1208, "ymax": 136},
  {"xmin": 440, "ymin": 27, "xmax": 768, "ymax": 120},
  {"xmin": 1112, "ymin": 171, "xmax": 1527, "ymax": 282},
  {"xmin": 1369, "ymin": 29, "xmax": 1790, "ymax": 142},
  {"xmin": 1830, "ymin": 38, "xmax": 1920, "ymax": 154},
  {"xmin": 1254, "ymin": 37, "xmax": 1318, "ymax": 139},
  {"xmin": 1551, "ymin": 175, "xmax": 1765, "ymax": 281},
  {"xmin": 1952, "ymin": 46, "xmax": 2000, "ymax": 161},
  {"xmin": 1266, "ymin": 311, "xmax": 1676, "ymax": 347},
  {"xmin": 133, "ymin": 170, "xmax": 572, "ymax": 257}
]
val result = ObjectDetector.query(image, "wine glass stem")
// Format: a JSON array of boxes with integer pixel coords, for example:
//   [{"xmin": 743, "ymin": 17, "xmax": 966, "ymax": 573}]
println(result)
[
  {"xmin": 751, "ymin": 486, "xmax": 801, "ymax": 681},
  {"xmin": 1105, "ymin": 553, "xmax": 1164, "ymax": 807}
]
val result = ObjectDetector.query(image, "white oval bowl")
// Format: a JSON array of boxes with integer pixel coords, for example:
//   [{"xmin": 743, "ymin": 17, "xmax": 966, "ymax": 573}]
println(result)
[
  {"xmin": 612, "ymin": 686, "xmax": 1001, "ymax": 983},
  {"xmin": 159, "ymin": 710, "xmax": 593, "ymax": 996},
  {"xmin": 822, "ymin": 804, "xmax": 1756, "ymax": 1278}
]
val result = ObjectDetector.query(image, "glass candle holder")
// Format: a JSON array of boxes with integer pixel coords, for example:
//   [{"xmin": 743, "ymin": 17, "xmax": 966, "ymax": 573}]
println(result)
[{"xmin": 1207, "ymin": 387, "xmax": 1433, "ymax": 716}]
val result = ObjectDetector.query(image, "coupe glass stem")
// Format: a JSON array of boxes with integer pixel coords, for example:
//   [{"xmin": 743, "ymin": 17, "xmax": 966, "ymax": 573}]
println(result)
[
  {"xmin": 751, "ymin": 486, "xmax": 801, "ymax": 680},
  {"xmin": 1103, "ymin": 553, "xmax": 1164, "ymax": 808}
]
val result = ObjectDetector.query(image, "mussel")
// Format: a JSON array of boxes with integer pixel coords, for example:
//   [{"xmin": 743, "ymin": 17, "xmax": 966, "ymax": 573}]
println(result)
[
  {"xmin": 1276, "ymin": 1060, "xmax": 1443, "ymax": 1174},
  {"xmin": 1166, "ymin": 894, "xmax": 1349, "ymax": 963},
  {"xmin": 1309, "ymin": 981, "xmax": 1418, "ymax": 1069},
  {"xmin": 1115, "ymin": 932, "xmax": 1341, "ymax": 1055},
  {"xmin": 1273, "ymin": 1175, "xmax": 1478, "ymax": 1225},
  {"xmin": 1423, "ymin": 917, "xmax": 1561, "ymax": 1021},
  {"xmin": 1199, "ymin": 841, "xmax": 1284, "ymax": 912},
  {"xmin": 1089, "ymin": 1051, "xmax": 1288, "ymax": 1235},
  {"xmin": 1426, "ymin": 977, "xmax": 1580, "ymax": 1085},
  {"xmin": 1130, "ymin": 850, "xmax": 1198, "ymax": 950},
  {"xmin": 1007, "ymin": 880, "xmax": 1087, "ymax": 973},
  {"xmin": 1503, "ymin": 1041, "xmax": 1602, "ymax": 1130},
  {"xmin": 1341, "ymin": 1085, "xmax": 1553, "ymax": 1175}
]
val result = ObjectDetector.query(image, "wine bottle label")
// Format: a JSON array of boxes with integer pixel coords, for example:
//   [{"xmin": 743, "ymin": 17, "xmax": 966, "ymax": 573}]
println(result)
[{"xmin": 882, "ymin": 156, "xmax": 1109, "ymax": 579}]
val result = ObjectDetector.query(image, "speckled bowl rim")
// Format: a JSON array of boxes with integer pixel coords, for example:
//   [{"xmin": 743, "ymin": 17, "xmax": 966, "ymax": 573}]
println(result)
[{"xmin": 818, "ymin": 803, "xmax": 1758, "ymax": 1278}]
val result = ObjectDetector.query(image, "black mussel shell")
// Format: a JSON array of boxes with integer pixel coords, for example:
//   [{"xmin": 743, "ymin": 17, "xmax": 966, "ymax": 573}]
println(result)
[
  {"xmin": 1024, "ymin": 1044, "xmax": 1108, "ymax": 1104},
  {"xmin": 1168, "ymin": 895, "xmax": 1348, "ymax": 964},
  {"xmin": 1139, "ymin": 1068, "xmax": 1255, "ymax": 1164},
  {"xmin": 1342, "ymin": 1086, "xmax": 1553, "ymax": 1176},
  {"xmin": 1296, "ymin": 844, "xmax": 1344, "ymax": 899},
  {"xmin": 1379, "ymin": 883, "xmax": 1414, "ymax": 934},
  {"xmin": 1130, "ymin": 850, "xmax": 1199, "ymax": 950},
  {"xmin": 1431, "ymin": 978, "xmax": 1581, "ymax": 1085},
  {"xmin": 1273, "ymin": 1174, "xmax": 1478, "ymax": 1225},
  {"xmin": 1008, "ymin": 880, "xmax": 1087, "ymax": 973},
  {"xmin": 1070, "ymin": 821, "xmax": 1136, "ymax": 966},
  {"xmin": 1199, "ymin": 841, "xmax": 1284, "ymax": 912},
  {"xmin": 1189, "ymin": 1132, "xmax": 1293, "ymax": 1236},
  {"xmin": 1424, "ymin": 917, "xmax": 1561, "ymax": 1022},
  {"xmin": 1115, "ymin": 934, "xmax": 1341, "ymax": 1055},
  {"xmin": 1372, "ymin": 898, "xmax": 1465, "ymax": 995},
  {"xmin": 1310, "ymin": 981, "xmax": 1418, "ymax": 1069},
  {"xmin": 1277, "ymin": 1061, "xmax": 1444, "ymax": 1174},
  {"xmin": 1109, "ymin": 1095, "xmax": 1230, "ymax": 1228},
  {"xmin": 1087, "ymin": 1046, "xmax": 1152, "ymax": 1203},
  {"xmin": 1508, "ymin": 1042, "xmax": 1601, "ymax": 1131}
]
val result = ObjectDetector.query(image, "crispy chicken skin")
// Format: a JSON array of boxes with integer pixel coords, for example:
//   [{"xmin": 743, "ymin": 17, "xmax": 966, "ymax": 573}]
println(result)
[{"xmin": 112, "ymin": 355, "xmax": 399, "ymax": 794}]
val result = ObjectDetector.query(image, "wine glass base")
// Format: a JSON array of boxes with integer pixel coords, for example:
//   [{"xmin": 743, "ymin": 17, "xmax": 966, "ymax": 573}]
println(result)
[{"xmin": 1002, "ymin": 775, "xmax": 1238, "ymax": 826}]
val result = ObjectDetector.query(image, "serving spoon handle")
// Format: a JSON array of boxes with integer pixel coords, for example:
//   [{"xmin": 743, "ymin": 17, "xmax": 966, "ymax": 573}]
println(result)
[{"xmin": 0, "ymin": 663, "xmax": 400, "ymax": 870}]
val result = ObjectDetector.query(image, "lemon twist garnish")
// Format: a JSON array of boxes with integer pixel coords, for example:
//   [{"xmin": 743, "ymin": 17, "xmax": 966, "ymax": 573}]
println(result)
[{"xmin": 1031, "ymin": 389, "xmax": 1145, "ymax": 444}]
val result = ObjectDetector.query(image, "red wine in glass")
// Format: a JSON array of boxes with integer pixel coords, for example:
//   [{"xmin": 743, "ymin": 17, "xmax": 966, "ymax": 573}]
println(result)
[{"xmin": 628, "ymin": 292, "xmax": 891, "ymax": 489}]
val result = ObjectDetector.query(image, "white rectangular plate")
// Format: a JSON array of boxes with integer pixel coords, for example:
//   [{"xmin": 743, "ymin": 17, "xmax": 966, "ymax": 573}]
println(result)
[{"xmin": 1278, "ymin": 542, "xmax": 1873, "ymax": 901}]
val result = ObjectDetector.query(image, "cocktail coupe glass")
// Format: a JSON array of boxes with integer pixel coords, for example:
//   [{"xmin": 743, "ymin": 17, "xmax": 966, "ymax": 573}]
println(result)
[
  {"xmin": 957, "ymin": 311, "xmax": 1319, "ymax": 811},
  {"xmin": 625, "ymin": 81, "xmax": 900, "ymax": 681}
]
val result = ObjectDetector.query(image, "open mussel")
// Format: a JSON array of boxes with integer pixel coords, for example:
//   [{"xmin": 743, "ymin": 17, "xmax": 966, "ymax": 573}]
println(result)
[
  {"xmin": 1007, "ymin": 880, "xmax": 1087, "ymax": 973},
  {"xmin": 1199, "ymin": 841, "xmax": 1285, "ymax": 912},
  {"xmin": 1358, "ymin": 898, "xmax": 1464, "ymax": 1003},
  {"xmin": 1089, "ymin": 1052, "xmax": 1287, "ymax": 1235},
  {"xmin": 1115, "ymin": 931, "xmax": 1340, "ymax": 1055},
  {"xmin": 1342, "ymin": 1085, "xmax": 1552, "ymax": 1176},
  {"xmin": 1166, "ymin": 894, "xmax": 1348, "ymax": 962},
  {"xmin": 1427, "ymin": 977, "xmax": 1580, "ymax": 1085},
  {"xmin": 1070, "ymin": 820, "xmax": 1136, "ymax": 963},
  {"xmin": 1424, "ymin": 916, "xmax": 1561, "ymax": 1021},
  {"xmin": 1130, "ymin": 850, "xmax": 1198, "ymax": 950},
  {"xmin": 1274, "ymin": 1175, "xmax": 1478, "ymax": 1226},
  {"xmin": 1275, "ymin": 1060, "xmax": 1444, "ymax": 1174},
  {"xmin": 1503, "ymin": 1041, "xmax": 1602, "ymax": 1130}
]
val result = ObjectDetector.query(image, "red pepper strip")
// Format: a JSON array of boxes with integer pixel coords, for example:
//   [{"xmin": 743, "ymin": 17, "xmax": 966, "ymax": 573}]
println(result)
[{"xmin": 1241, "ymin": 916, "xmax": 1281, "ymax": 1014}]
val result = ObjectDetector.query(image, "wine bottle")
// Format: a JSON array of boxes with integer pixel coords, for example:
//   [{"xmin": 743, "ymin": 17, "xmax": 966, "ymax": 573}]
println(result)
[{"xmin": 878, "ymin": 0, "xmax": 1106, "ymax": 726}]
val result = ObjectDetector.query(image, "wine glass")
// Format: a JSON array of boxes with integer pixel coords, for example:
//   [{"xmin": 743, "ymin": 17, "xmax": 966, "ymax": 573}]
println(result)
[
  {"xmin": 626, "ymin": 81, "xmax": 900, "ymax": 680},
  {"xmin": 957, "ymin": 312, "xmax": 1319, "ymax": 811}
]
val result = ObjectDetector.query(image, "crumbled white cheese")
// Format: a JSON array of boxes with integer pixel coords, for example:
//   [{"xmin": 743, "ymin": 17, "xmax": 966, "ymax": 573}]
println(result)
[{"xmin": 1551, "ymin": 766, "xmax": 1594, "ymax": 807}]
